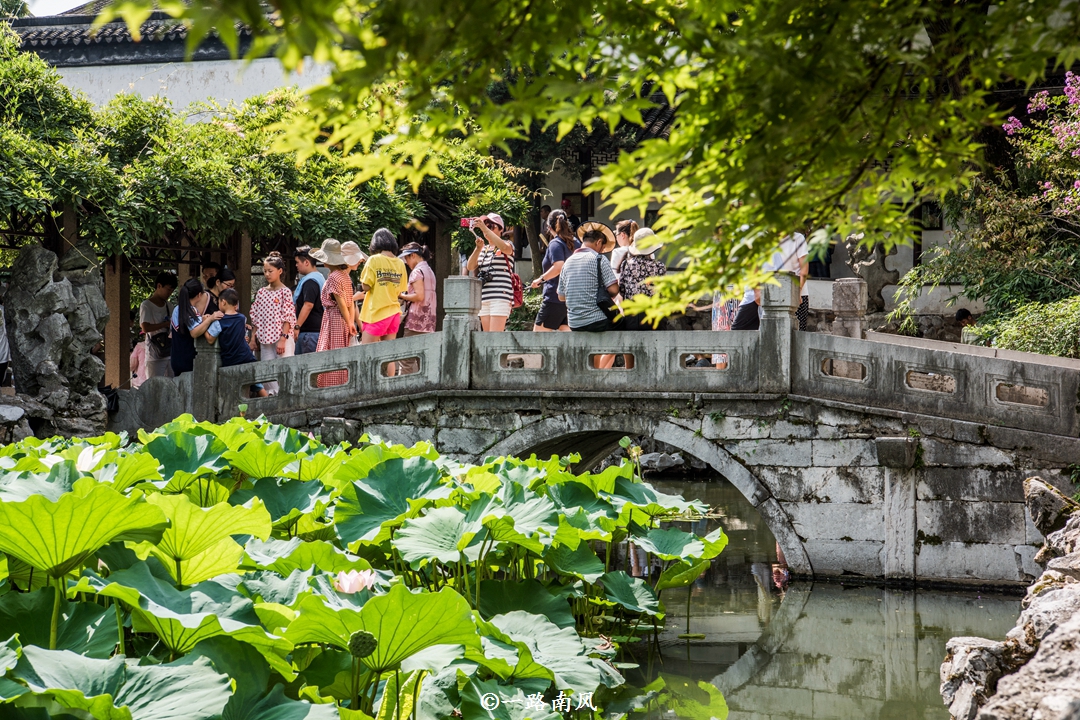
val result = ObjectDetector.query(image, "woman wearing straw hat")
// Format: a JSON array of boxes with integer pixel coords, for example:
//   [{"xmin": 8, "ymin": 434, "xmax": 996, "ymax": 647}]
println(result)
[
  {"xmin": 619, "ymin": 228, "xmax": 667, "ymax": 331},
  {"xmin": 310, "ymin": 238, "xmax": 366, "ymax": 387}
]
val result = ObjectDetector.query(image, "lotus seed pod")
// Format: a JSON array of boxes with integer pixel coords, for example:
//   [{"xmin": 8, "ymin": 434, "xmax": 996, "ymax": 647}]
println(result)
[{"xmin": 349, "ymin": 630, "xmax": 377, "ymax": 659}]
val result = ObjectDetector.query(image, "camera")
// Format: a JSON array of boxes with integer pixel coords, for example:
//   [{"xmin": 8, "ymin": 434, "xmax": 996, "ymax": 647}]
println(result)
[
  {"xmin": 476, "ymin": 269, "xmax": 493, "ymax": 285},
  {"xmin": 460, "ymin": 217, "xmax": 479, "ymax": 228}
]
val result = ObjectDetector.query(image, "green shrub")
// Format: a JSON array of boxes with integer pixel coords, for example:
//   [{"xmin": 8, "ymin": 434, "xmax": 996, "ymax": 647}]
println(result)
[{"xmin": 992, "ymin": 295, "xmax": 1080, "ymax": 358}]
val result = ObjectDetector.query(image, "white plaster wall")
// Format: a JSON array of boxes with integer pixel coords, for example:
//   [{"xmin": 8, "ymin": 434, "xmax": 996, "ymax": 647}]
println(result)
[{"xmin": 58, "ymin": 57, "xmax": 330, "ymax": 108}]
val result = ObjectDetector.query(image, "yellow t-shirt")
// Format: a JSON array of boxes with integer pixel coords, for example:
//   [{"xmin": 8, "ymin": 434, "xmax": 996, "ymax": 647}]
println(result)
[{"xmin": 359, "ymin": 254, "xmax": 408, "ymax": 324}]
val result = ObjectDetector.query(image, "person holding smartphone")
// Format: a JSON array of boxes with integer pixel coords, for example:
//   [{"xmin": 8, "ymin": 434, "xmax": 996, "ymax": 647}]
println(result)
[{"xmin": 465, "ymin": 213, "xmax": 515, "ymax": 331}]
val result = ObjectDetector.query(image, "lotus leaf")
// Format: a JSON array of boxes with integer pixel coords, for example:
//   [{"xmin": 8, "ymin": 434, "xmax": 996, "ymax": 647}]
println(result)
[
  {"xmin": 0, "ymin": 588, "xmax": 118, "ymax": 657},
  {"xmin": 542, "ymin": 543, "xmax": 605, "ymax": 583},
  {"xmin": 10, "ymin": 647, "xmax": 232, "ymax": 720},
  {"xmin": 393, "ymin": 506, "xmax": 482, "ymax": 565},
  {"xmin": 132, "ymin": 493, "xmax": 271, "ymax": 585},
  {"xmin": 231, "ymin": 478, "xmax": 328, "ymax": 530},
  {"xmin": 476, "ymin": 580, "xmax": 575, "ymax": 629},
  {"xmin": 630, "ymin": 526, "xmax": 705, "ymax": 561},
  {"xmin": 224, "ymin": 441, "xmax": 297, "ymax": 481},
  {"xmin": 599, "ymin": 572, "xmax": 662, "ymax": 617},
  {"xmin": 0, "ymin": 461, "xmax": 81, "ymax": 502},
  {"xmin": 69, "ymin": 562, "xmax": 294, "ymax": 677},
  {"xmin": 0, "ymin": 484, "xmax": 168, "ymax": 578},
  {"xmin": 144, "ymin": 431, "xmax": 229, "ymax": 486},
  {"xmin": 334, "ymin": 457, "xmax": 448, "ymax": 545}
]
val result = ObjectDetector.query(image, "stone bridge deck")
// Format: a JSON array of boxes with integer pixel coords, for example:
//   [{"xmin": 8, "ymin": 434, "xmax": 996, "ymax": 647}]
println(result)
[{"xmin": 117, "ymin": 276, "xmax": 1080, "ymax": 587}]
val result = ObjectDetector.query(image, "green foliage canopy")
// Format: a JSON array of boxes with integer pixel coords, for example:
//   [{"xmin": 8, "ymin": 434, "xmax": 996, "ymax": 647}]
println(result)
[
  {"xmin": 99, "ymin": 0, "xmax": 1080, "ymax": 318},
  {"xmin": 0, "ymin": 28, "xmax": 527, "ymax": 257}
]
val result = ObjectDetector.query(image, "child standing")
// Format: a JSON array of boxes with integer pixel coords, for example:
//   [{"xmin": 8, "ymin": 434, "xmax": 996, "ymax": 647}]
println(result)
[
  {"xmin": 249, "ymin": 251, "xmax": 296, "ymax": 395},
  {"xmin": 206, "ymin": 289, "xmax": 267, "ymax": 397}
]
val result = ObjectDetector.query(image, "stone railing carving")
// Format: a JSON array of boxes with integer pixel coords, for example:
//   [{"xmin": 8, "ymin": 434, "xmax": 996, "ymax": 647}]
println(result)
[{"xmin": 199, "ymin": 275, "xmax": 1080, "ymax": 438}]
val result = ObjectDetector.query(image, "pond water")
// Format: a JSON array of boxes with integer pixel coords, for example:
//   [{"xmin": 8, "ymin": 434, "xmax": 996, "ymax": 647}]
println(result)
[{"xmin": 628, "ymin": 475, "xmax": 1022, "ymax": 720}]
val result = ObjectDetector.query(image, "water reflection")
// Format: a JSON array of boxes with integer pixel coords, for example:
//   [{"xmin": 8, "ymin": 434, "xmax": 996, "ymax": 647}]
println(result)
[{"xmin": 634, "ymin": 476, "xmax": 1021, "ymax": 719}]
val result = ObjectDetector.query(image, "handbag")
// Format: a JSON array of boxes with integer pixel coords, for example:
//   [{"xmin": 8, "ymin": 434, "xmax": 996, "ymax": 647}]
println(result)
[
  {"xmin": 148, "ymin": 302, "xmax": 171, "ymax": 355},
  {"xmin": 595, "ymin": 255, "xmax": 620, "ymax": 322},
  {"xmin": 502, "ymin": 254, "xmax": 524, "ymax": 309}
]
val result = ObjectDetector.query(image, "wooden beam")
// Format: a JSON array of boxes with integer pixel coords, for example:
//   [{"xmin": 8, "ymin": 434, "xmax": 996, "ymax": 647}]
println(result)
[
  {"xmin": 60, "ymin": 204, "xmax": 77, "ymax": 257},
  {"xmin": 103, "ymin": 255, "xmax": 131, "ymax": 389},
  {"xmin": 238, "ymin": 231, "xmax": 253, "ymax": 315}
]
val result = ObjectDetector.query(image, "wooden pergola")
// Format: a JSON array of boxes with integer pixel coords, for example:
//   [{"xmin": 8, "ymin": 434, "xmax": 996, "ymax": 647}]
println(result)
[{"xmin": 0, "ymin": 203, "xmax": 461, "ymax": 392}]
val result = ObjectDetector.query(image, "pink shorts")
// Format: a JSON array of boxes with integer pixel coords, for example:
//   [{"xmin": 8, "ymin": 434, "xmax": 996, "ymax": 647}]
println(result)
[{"xmin": 362, "ymin": 313, "xmax": 401, "ymax": 337}]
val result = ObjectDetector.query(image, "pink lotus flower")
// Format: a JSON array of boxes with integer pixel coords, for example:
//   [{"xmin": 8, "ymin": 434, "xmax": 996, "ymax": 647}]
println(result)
[{"xmin": 333, "ymin": 569, "xmax": 377, "ymax": 594}]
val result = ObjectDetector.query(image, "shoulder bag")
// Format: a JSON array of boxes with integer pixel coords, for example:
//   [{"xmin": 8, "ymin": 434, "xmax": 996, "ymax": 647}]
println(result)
[
  {"xmin": 149, "ymin": 301, "xmax": 171, "ymax": 355},
  {"xmin": 595, "ymin": 255, "xmax": 620, "ymax": 322}
]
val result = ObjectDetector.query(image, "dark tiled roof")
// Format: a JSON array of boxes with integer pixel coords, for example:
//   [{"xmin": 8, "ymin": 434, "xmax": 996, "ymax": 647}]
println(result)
[
  {"xmin": 9, "ymin": 12, "xmax": 250, "ymax": 66},
  {"xmin": 59, "ymin": 0, "xmax": 115, "ymax": 16},
  {"xmin": 14, "ymin": 15, "xmax": 190, "ymax": 47},
  {"xmin": 638, "ymin": 93, "xmax": 675, "ymax": 142}
]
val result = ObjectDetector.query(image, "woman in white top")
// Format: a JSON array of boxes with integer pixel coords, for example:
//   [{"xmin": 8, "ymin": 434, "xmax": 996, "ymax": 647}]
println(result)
[{"xmin": 611, "ymin": 219, "xmax": 638, "ymax": 279}]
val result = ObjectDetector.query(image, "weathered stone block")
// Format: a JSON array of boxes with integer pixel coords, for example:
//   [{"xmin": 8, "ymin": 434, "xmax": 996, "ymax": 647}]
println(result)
[
  {"xmin": 1015, "ymin": 544, "xmax": 1041, "ymax": 579},
  {"xmin": 920, "ymin": 440, "xmax": 1013, "ymax": 468},
  {"xmin": 364, "ymin": 423, "xmax": 435, "ymax": 447},
  {"xmin": 811, "ymin": 439, "xmax": 877, "ymax": 466},
  {"xmin": 726, "ymin": 439, "xmax": 812, "ymax": 466},
  {"xmin": 770, "ymin": 419, "xmax": 816, "ymax": 439},
  {"xmin": 915, "ymin": 542, "xmax": 1023, "ymax": 583},
  {"xmin": 784, "ymin": 502, "xmax": 884, "ymax": 541},
  {"xmin": 917, "ymin": 467, "xmax": 1027, "ymax": 502},
  {"xmin": 875, "ymin": 436, "xmax": 919, "ymax": 468},
  {"xmin": 436, "ymin": 426, "xmax": 499, "ymax": 455},
  {"xmin": 757, "ymin": 466, "xmax": 884, "ymax": 504},
  {"xmin": 916, "ymin": 501, "xmax": 1027, "ymax": 545},
  {"xmin": 702, "ymin": 415, "xmax": 770, "ymax": 440},
  {"xmin": 802, "ymin": 539, "xmax": 884, "ymax": 576}
]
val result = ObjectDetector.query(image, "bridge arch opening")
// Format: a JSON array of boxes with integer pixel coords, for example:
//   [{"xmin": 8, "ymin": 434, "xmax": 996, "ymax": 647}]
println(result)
[{"xmin": 486, "ymin": 414, "xmax": 812, "ymax": 575}]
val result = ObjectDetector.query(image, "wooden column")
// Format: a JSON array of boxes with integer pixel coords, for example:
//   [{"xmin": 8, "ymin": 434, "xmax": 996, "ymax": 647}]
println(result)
[
  {"xmin": 104, "ymin": 254, "xmax": 131, "ymax": 389},
  {"xmin": 433, "ymin": 220, "xmax": 452, "ymax": 331},
  {"xmin": 238, "ymin": 231, "xmax": 253, "ymax": 314},
  {"xmin": 61, "ymin": 204, "xmax": 78, "ymax": 257},
  {"xmin": 176, "ymin": 235, "xmax": 193, "ymax": 287}
]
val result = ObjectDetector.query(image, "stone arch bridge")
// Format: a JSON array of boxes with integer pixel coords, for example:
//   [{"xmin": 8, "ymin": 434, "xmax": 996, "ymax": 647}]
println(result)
[{"xmin": 115, "ymin": 277, "xmax": 1080, "ymax": 587}]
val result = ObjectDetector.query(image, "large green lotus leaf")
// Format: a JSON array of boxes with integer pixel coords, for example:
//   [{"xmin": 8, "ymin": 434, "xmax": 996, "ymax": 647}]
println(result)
[
  {"xmin": 571, "ymin": 463, "xmax": 633, "ymax": 495},
  {"xmin": 394, "ymin": 506, "xmax": 482, "ymax": 565},
  {"xmin": 173, "ymin": 537, "xmax": 247, "ymax": 586},
  {"xmin": 144, "ymin": 431, "xmax": 229, "ymax": 484},
  {"xmin": 462, "ymin": 466, "xmax": 503, "ymax": 494},
  {"xmin": 0, "ymin": 483, "xmax": 168, "ymax": 577},
  {"xmin": 328, "ymin": 443, "xmax": 437, "ymax": 489},
  {"xmin": 334, "ymin": 457, "xmax": 449, "ymax": 546},
  {"xmin": 11, "ymin": 646, "xmax": 232, "ymax": 720},
  {"xmin": 186, "ymin": 636, "xmax": 339, "ymax": 720},
  {"xmin": 630, "ymin": 526, "xmax": 705, "ymax": 561},
  {"xmin": 224, "ymin": 441, "xmax": 297, "ymax": 481},
  {"xmin": 542, "ymin": 543, "xmax": 605, "ymax": 584},
  {"xmin": 554, "ymin": 509, "xmax": 613, "ymax": 545},
  {"xmin": 263, "ymin": 425, "xmax": 323, "ymax": 455},
  {"xmin": 182, "ymin": 477, "xmax": 234, "ymax": 508},
  {"xmin": 497, "ymin": 484, "xmax": 559, "ymax": 537},
  {"xmin": 700, "ymin": 527, "xmax": 729, "ymax": 561},
  {"xmin": 283, "ymin": 453, "xmax": 341, "ymax": 483},
  {"xmin": 0, "ymin": 588, "xmax": 117, "ymax": 657},
  {"xmin": 93, "ymin": 453, "xmax": 163, "ymax": 493},
  {"xmin": 599, "ymin": 572, "xmax": 661, "ymax": 617},
  {"xmin": 69, "ymin": 562, "xmax": 294, "ymax": 678},
  {"xmin": 486, "ymin": 611, "xmax": 623, "ymax": 693},
  {"xmin": 476, "ymin": 580, "xmax": 575, "ymax": 629},
  {"xmin": 0, "ymin": 461, "xmax": 81, "ymax": 502},
  {"xmin": 243, "ymin": 539, "xmax": 371, "ymax": 576},
  {"xmin": 654, "ymin": 559, "xmax": 711, "ymax": 593},
  {"xmin": 231, "ymin": 478, "xmax": 328, "ymax": 529},
  {"xmin": 489, "ymin": 461, "xmax": 546, "ymax": 491},
  {"xmin": 130, "ymin": 494, "xmax": 270, "ymax": 584},
  {"xmin": 546, "ymin": 481, "xmax": 617, "ymax": 520},
  {"xmin": 603, "ymin": 478, "xmax": 707, "ymax": 518},
  {"xmin": 459, "ymin": 676, "xmax": 562, "ymax": 720},
  {"xmin": 239, "ymin": 569, "xmax": 313, "ymax": 606},
  {"xmin": 656, "ymin": 673, "xmax": 730, "ymax": 720},
  {"xmin": 295, "ymin": 647, "xmax": 358, "ymax": 703},
  {"xmin": 287, "ymin": 585, "xmax": 479, "ymax": 674}
]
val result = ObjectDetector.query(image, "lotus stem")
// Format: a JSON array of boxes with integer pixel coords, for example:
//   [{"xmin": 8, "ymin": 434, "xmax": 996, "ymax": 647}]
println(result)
[
  {"xmin": 686, "ymin": 587, "xmax": 691, "ymax": 635},
  {"xmin": 116, "ymin": 600, "xmax": 125, "ymax": 656},
  {"xmin": 175, "ymin": 558, "xmax": 183, "ymax": 588},
  {"xmin": 394, "ymin": 669, "xmax": 402, "ymax": 720},
  {"xmin": 49, "ymin": 576, "xmax": 62, "ymax": 650}
]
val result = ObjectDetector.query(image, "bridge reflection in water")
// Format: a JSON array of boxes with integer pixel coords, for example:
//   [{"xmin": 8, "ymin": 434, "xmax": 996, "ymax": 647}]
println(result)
[{"xmin": 647, "ymin": 475, "xmax": 1020, "ymax": 720}]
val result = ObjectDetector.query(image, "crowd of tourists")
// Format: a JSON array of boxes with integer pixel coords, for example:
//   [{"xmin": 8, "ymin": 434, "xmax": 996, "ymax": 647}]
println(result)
[
  {"xmin": 129, "ymin": 208, "xmax": 826, "ymax": 390},
  {"xmin": 133, "ymin": 229, "xmax": 436, "ymax": 392}
]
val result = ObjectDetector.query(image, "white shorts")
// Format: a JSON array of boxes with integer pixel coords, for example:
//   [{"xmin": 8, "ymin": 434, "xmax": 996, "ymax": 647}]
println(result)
[{"xmin": 479, "ymin": 299, "xmax": 512, "ymax": 318}]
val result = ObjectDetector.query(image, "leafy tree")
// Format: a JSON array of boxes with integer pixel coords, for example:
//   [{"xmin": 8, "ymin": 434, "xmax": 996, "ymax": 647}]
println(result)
[
  {"xmin": 100, "ymin": 0, "xmax": 1080, "ymax": 318},
  {"xmin": 893, "ymin": 73, "xmax": 1080, "ymax": 336},
  {"xmin": 0, "ymin": 0, "xmax": 29, "ymax": 19}
]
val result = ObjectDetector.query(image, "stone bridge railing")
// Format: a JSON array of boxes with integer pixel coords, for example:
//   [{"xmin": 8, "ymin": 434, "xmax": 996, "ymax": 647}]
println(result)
[{"xmin": 195, "ymin": 275, "xmax": 1080, "ymax": 440}]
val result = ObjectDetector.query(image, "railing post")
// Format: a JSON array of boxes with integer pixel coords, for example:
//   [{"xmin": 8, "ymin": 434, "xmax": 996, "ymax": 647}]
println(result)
[
  {"xmin": 441, "ymin": 277, "xmax": 481, "ymax": 390},
  {"xmin": 759, "ymin": 272, "xmax": 796, "ymax": 394},
  {"xmin": 191, "ymin": 335, "xmax": 221, "ymax": 422},
  {"xmin": 832, "ymin": 277, "xmax": 868, "ymax": 339}
]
